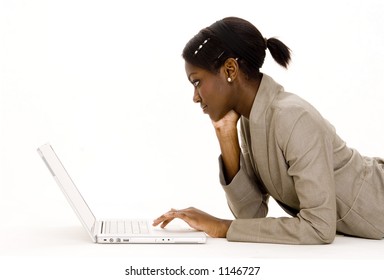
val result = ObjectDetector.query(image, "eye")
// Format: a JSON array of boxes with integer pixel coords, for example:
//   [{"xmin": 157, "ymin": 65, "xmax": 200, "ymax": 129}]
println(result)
[{"xmin": 192, "ymin": 80, "xmax": 200, "ymax": 88}]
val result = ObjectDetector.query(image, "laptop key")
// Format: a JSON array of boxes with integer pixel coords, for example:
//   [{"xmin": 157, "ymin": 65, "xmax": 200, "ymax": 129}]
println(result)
[
  {"xmin": 139, "ymin": 220, "xmax": 149, "ymax": 234},
  {"xmin": 132, "ymin": 221, "xmax": 140, "ymax": 234},
  {"xmin": 124, "ymin": 220, "xmax": 132, "ymax": 234},
  {"xmin": 110, "ymin": 220, "xmax": 117, "ymax": 234},
  {"xmin": 117, "ymin": 221, "xmax": 125, "ymax": 234}
]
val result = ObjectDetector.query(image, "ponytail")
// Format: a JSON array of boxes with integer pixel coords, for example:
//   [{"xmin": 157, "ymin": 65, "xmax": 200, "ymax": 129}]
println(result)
[{"xmin": 266, "ymin": 37, "xmax": 291, "ymax": 69}]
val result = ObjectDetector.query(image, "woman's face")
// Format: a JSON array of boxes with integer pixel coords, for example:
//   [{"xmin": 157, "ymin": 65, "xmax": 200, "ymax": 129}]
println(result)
[{"xmin": 185, "ymin": 62, "xmax": 233, "ymax": 121}]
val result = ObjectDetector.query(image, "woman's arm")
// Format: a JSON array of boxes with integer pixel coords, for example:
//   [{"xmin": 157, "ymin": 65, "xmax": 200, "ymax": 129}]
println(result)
[
  {"xmin": 153, "ymin": 112, "xmax": 268, "ymax": 238},
  {"xmin": 212, "ymin": 110, "xmax": 241, "ymax": 183},
  {"xmin": 227, "ymin": 109, "xmax": 337, "ymax": 244}
]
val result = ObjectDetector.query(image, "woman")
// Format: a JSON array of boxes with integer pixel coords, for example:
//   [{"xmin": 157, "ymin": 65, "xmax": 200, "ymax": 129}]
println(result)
[{"xmin": 153, "ymin": 17, "xmax": 384, "ymax": 244}]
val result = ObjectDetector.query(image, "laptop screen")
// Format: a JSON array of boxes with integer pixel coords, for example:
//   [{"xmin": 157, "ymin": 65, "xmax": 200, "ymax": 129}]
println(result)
[{"xmin": 38, "ymin": 143, "xmax": 97, "ymax": 241}]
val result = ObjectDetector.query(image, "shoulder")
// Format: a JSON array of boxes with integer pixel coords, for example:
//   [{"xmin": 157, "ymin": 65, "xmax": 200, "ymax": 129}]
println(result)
[
  {"xmin": 269, "ymin": 91, "xmax": 334, "ymax": 149},
  {"xmin": 256, "ymin": 74, "xmax": 321, "ymax": 121},
  {"xmin": 270, "ymin": 92, "xmax": 322, "ymax": 127},
  {"xmin": 260, "ymin": 74, "xmax": 321, "ymax": 118},
  {"xmin": 251, "ymin": 73, "xmax": 334, "ymax": 137}
]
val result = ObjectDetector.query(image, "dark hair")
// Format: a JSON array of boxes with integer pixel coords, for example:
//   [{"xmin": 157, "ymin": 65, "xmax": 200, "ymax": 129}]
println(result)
[{"xmin": 182, "ymin": 17, "xmax": 291, "ymax": 79}]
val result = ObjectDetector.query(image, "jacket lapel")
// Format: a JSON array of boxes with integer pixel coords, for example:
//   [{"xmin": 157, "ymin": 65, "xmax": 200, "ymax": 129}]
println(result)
[{"xmin": 248, "ymin": 74, "xmax": 283, "ymax": 201}]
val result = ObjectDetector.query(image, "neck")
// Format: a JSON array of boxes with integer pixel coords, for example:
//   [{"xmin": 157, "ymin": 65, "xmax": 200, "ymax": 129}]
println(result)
[{"xmin": 234, "ymin": 73, "xmax": 262, "ymax": 119}]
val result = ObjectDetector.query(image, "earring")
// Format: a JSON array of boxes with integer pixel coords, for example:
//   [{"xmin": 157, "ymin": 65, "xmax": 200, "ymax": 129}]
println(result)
[{"xmin": 227, "ymin": 77, "xmax": 232, "ymax": 82}]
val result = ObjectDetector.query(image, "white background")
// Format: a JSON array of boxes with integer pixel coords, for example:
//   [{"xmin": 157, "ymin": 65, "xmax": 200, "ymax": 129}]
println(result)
[
  {"xmin": 1, "ymin": 0, "xmax": 384, "ymax": 226},
  {"xmin": 1, "ymin": 0, "xmax": 384, "ymax": 276}
]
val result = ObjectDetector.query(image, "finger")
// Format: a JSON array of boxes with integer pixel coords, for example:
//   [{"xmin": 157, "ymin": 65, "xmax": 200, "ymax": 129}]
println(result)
[
  {"xmin": 153, "ymin": 208, "xmax": 175, "ymax": 221},
  {"xmin": 152, "ymin": 219, "xmax": 162, "ymax": 227},
  {"xmin": 171, "ymin": 211, "xmax": 199, "ymax": 229},
  {"xmin": 153, "ymin": 214, "xmax": 169, "ymax": 226},
  {"xmin": 159, "ymin": 218, "xmax": 174, "ymax": 228},
  {"xmin": 152, "ymin": 210, "xmax": 177, "ymax": 226},
  {"xmin": 153, "ymin": 217, "xmax": 173, "ymax": 227}
]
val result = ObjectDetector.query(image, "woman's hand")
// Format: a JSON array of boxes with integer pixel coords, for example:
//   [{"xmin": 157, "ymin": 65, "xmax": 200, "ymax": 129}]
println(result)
[
  {"xmin": 212, "ymin": 110, "xmax": 240, "ymax": 133},
  {"xmin": 153, "ymin": 207, "xmax": 232, "ymax": 238}
]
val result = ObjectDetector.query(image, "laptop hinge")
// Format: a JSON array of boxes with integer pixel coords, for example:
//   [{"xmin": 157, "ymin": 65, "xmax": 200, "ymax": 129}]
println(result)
[{"xmin": 94, "ymin": 220, "xmax": 103, "ymax": 236}]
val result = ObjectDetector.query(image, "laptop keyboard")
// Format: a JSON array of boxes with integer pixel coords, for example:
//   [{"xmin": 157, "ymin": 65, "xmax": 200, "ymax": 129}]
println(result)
[{"xmin": 101, "ymin": 220, "xmax": 149, "ymax": 235}]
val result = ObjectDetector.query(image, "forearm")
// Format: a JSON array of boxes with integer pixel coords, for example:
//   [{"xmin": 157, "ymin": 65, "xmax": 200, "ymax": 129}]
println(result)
[
  {"xmin": 227, "ymin": 213, "xmax": 336, "ymax": 244},
  {"xmin": 219, "ymin": 153, "xmax": 269, "ymax": 219},
  {"xmin": 215, "ymin": 126, "xmax": 241, "ymax": 184}
]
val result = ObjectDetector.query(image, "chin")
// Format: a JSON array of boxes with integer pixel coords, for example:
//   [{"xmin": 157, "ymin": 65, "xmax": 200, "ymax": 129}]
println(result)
[{"xmin": 209, "ymin": 113, "xmax": 224, "ymax": 122}]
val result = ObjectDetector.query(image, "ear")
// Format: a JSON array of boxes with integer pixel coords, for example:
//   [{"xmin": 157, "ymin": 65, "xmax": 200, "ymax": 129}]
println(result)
[{"xmin": 223, "ymin": 58, "xmax": 239, "ymax": 82}]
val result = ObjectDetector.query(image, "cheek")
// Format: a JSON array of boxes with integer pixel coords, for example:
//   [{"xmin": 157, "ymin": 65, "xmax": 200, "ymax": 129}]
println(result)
[
  {"xmin": 209, "ymin": 91, "xmax": 232, "ymax": 120},
  {"xmin": 211, "ymin": 82, "xmax": 231, "ymax": 108},
  {"xmin": 202, "ymin": 80, "xmax": 225, "ymax": 102}
]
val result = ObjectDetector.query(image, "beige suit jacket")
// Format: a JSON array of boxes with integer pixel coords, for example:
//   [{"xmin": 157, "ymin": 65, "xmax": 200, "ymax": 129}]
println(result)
[{"xmin": 220, "ymin": 74, "xmax": 384, "ymax": 244}]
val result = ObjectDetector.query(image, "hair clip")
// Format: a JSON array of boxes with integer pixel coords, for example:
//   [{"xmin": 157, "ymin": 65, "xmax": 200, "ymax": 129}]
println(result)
[
  {"xmin": 194, "ymin": 38, "xmax": 210, "ymax": 55},
  {"xmin": 217, "ymin": 51, "xmax": 225, "ymax": 59}
]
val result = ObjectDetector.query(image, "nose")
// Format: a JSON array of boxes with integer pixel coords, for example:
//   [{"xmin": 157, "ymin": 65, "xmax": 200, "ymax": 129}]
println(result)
[{"xmin": 193, "ymin": 89, "xmax": 201, "ymax": 103}]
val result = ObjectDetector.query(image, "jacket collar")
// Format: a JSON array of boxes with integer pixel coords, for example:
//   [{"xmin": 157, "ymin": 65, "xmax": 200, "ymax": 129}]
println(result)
[
  {"xmin": 249, "ymin": 73, "xmax": 283, "ymax": 127},
  {"xmin": 246, "ymin": 73, "xmax": 285, "ymax": 201}
]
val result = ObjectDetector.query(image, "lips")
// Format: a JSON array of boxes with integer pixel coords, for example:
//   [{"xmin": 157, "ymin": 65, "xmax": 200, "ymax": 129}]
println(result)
[{"xmin": 201, "ymin": 105, "xmax": 208, "ymax": 113}]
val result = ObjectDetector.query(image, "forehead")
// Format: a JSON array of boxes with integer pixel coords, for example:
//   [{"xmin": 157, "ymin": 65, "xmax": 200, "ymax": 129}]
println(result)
[{"xmin": 185, "ymin": 62, "xmax": 212, "ymax": 80}]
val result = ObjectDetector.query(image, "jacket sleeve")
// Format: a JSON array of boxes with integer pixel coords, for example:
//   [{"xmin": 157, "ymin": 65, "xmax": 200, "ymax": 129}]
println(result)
[
  {"xmin": 219, "ymin": 130, "xmax": 269, "ymax": 219},
  {"xmin": 225, "ymin": 109, "xmax": 337, "ymax": 244}
]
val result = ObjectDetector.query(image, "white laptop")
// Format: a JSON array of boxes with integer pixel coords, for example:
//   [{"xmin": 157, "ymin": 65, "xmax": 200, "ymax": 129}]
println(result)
[{"xmin": 37, "ymin": 143, "xmax": 206, "ymax": 244}]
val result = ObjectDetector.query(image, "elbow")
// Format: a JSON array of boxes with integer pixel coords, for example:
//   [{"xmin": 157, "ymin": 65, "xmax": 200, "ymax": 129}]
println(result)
[
  {"xmin": 318, "ymin": 231, "xmax": 336, "ymax": 244},
  {"xmin": 302, "ymin": 228, "xmax": 335, "ymax": 245},
  {"xmin": 309, "ymin": 223, "xmax": 336, "ymax": 245},
  {"xmin": 300, "ymin": 210, "xmax": 337, "ymax": 244}
]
